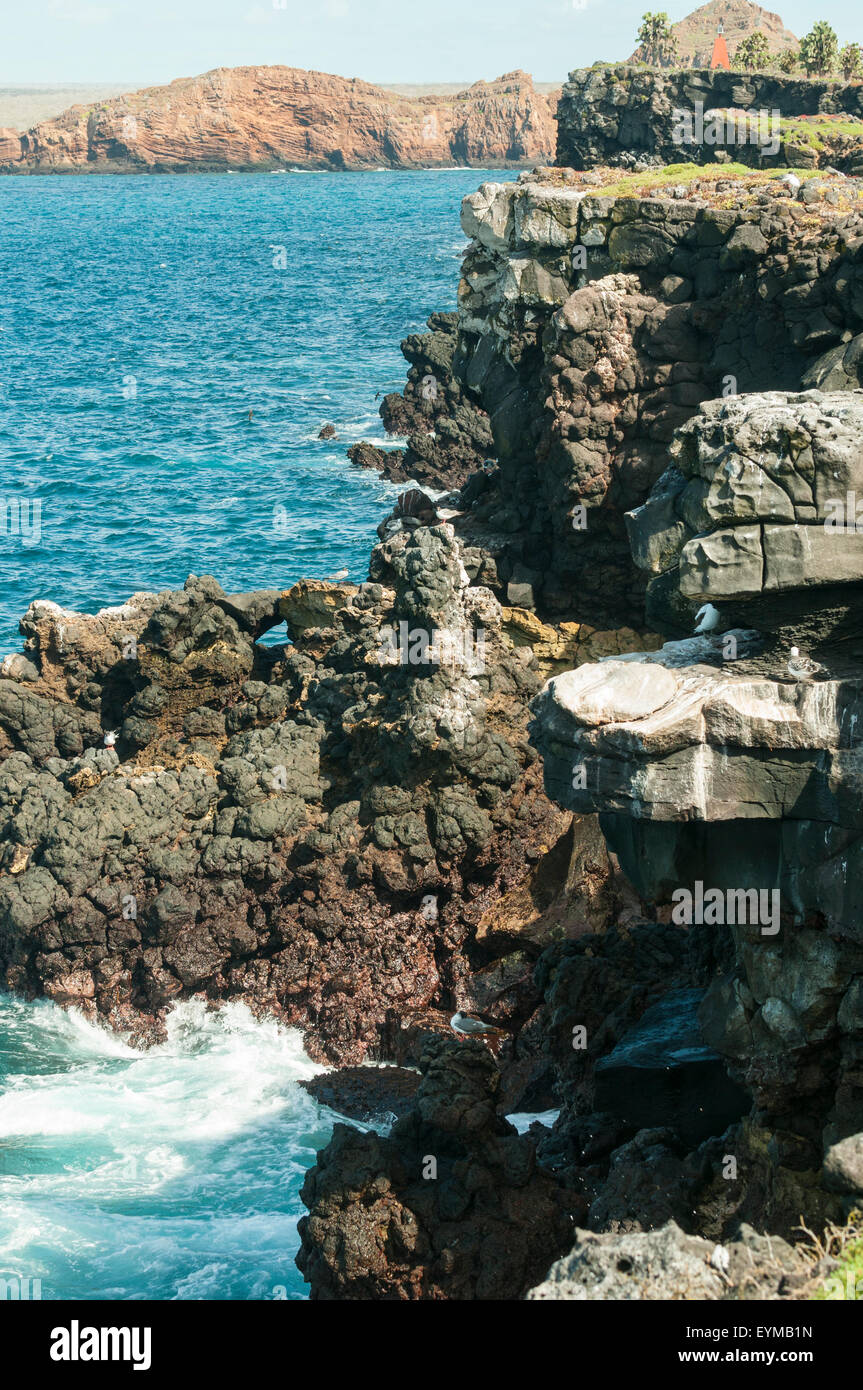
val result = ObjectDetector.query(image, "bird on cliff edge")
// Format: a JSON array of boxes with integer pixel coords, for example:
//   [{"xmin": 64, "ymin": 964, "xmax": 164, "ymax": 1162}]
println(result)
[
  {"xmin": 787, "ymin": 646, "xmax": 824, "ymax": 681},
  {"xmin": 693, "ymin": 603, "xmax": 721, "ymax": 635},
  {"xmin": 450, "ymin": 1010, "xmax": 507, "ymax": 1039}
]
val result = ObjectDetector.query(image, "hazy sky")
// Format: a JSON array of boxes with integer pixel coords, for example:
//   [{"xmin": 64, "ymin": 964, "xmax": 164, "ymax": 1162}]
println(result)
[{"xmin": 3, "ymin": 0, "xmax": 861, "ymax": 87}]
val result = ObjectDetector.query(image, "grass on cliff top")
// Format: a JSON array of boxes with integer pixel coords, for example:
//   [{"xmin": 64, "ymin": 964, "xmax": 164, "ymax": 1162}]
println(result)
[{"xmin": 584, "ymin": 162, "xmax": 861, "ymax": 201}]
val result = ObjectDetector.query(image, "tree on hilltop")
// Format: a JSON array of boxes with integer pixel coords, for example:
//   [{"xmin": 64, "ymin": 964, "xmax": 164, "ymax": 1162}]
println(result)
[
  {"xmin": 799, "ymin": 21, "xmax": 839, "ymax": 76},
  {"xmin": 637, "ymin": 12, "xmax": 679, "ymax": 68},
  {"xmin": 734, "ymin": 31, "xmax": 770, "ymax": 72},
  {"xmin": 839, "ymin": 42, "xmax": 863, "ymax": 80}
]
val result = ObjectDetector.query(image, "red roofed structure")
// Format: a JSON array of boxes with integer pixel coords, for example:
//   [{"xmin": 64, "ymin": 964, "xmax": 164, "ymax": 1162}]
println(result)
[{"xmin": 710, "ymin": 21, "xmax": 731, "ymax": 69}]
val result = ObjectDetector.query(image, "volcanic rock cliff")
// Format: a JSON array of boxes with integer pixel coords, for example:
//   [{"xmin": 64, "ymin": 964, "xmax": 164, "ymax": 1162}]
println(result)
[
  {"xmin": 296, "ymin": 165, "xmax": 863, "ymax": 1294},
  {"xmin": 0, "ymin": 66, "xmax": 558, "ymax": 174},
  {"xmin": 5, "ymin": 157, "xmax": 863, "ymax": 1296},
  {"xmin": 557, "ymin": 67, "xmax": 863, "ymax": 174}
]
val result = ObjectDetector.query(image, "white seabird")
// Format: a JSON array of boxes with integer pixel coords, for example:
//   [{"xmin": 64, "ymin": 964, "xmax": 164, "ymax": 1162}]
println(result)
[
  {"xmin": 779, "ymin": 172, "xmax": 801, "ymax": 195},
  {"xmin": 450, "ymin": 1011, "xmax": 505, "ymax": 1038},
  {"xmin": 787, "ymin": 646, "xmax": 823, "ymax": 681},
  {"xmin": 710, "ymin": 1244, "xmax": 731, "ymax": 1274},
  {"xmin": 693, "ymin": 603, "xmax": 721, "ymax": 635},
  {"xmin": 103, "ymin": 730, "xmax": 118, "ymax": 748}
]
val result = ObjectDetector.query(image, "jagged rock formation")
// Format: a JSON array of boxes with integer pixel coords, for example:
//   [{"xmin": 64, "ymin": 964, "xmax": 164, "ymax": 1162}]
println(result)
[
  {"xmin": 296, "ymin": 1037, "xmax": 573, "ymax": 1298},
  {"xmin": 348, "ymin": 312, "xmax": 495, "ymax": 491},
  {"xmin": 446, "ymin": 166, "xmax": 863, "ymax": 627},
  {"xmin": 10, "ymin": 139, "xmax": 863, "ymax": 1296},
  {"xmin": 529, "ymin": 389, "xmax": 863, "ymax": 1237},
  {"xmin": 557, "ymin": 67, "xmax": 863, "ymax": 173},
  {"xmin": 0, "ymin": 67, "xmax": 558, "ymax": 174},
  {"xmin": 1, "ymin": 524, "xmax": 617, "ymax": 1068},
  {"xmin": 631, "ymin": 391, "xmax": 863, "ymax": 641},
  {"xmin": 627, "ymin": 0, "xmax": 798, "ymax": 69}
]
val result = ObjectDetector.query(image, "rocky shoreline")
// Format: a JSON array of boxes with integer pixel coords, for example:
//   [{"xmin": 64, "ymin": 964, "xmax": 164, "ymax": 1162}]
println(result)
[{"xmin": 3, "ymin": 135, "xmax": 863, "ymax": 1296}]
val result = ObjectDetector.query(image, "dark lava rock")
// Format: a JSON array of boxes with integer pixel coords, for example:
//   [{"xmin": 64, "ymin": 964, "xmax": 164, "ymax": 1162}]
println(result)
[
  {"xmin": 593, "ymin": 988, "xmax": 750, "ymax": 1147},
  {"xmin": 300, "ymin": 1065, "xmax": 421, "ymax": 1122},
  {"xmin": 295, "ymin": 1037, "xmax": 573, "ymax": 1299}
]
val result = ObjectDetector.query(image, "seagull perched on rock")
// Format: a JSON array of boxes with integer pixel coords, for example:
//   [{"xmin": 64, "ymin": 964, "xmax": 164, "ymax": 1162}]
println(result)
[
  {"xmin": 103, "ymin": 730, "xmax": 118, "ymax": 748},
  {"xmin": 450, "ymin": 1010, "xmax": 507, "ymax": 1039},
  {"xmin": 694, "ymin": 603, "xmax": 721, "ymax": 635},
  {"xmin": 787, "ymin": 646, "xmax": 823, "ymax": 681},
  {"xmin": 779, "ymin": 172, "xmax": 801, "ymax": 195}
]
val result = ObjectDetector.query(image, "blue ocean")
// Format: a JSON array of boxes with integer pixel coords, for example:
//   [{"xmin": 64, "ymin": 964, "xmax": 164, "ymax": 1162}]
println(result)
[{"xmin": 0, "ymin": 168, "xmax": 518, "ymax": 1300}]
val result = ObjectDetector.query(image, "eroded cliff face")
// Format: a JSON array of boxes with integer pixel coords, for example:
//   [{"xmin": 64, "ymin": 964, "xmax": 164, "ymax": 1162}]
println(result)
[
  {"xmin": 1, "ymin": 67, "xmax": 558, "ymax": 174},
  {"xmin": 0, "ymin": 531, "xmax": 579, "ymax": 1065},
  {"xmin": 294, "ymin": 166, "xmax": 863, "ymax": 1294},
  {"xmin": 447, "ymin": 165, "xmax": 863, "ymax": 629},
  {"xmin": 7, "ymin": 149, "xmax": 863, "ymax": 1293},
  {"xmin": 557, "ymin": 67, "xmax": 863, "ymax": 174},
  {"xmin": 529, "ymin": 388, "xmax": 863, "ymax": 1223}
]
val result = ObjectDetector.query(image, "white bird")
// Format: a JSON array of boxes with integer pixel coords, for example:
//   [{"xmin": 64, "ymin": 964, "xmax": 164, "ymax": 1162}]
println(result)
[
  {"xmin": 780, "ymin": 172, "xmax": 801, "ymax": 195},
  {"xmin": 694, "ymin": 603, "xmax": 721, "ymax": 635},
  {"xmin": 710, "ymin": 1244, "xmax": 731, "ymax": 1274},
  {"xmin": 103, "ymin": 730, "xmax": 118, "ymax": 748},
  {"xmin": 450, "ymin": 1010, "xmax": 506, "ymax": 1038},
  {"xmin": 787, "ymin": 646, "xmax": 823, "ymax": 681}
]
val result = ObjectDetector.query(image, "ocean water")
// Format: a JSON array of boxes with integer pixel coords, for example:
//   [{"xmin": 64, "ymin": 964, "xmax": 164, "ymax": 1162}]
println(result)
[
  {"xmin": 0, "ymin": 167, "xmax": 519, "ymax": 1300},
  {"xmin": 0, "ymin": 168, "xmax": 518, "ymax": 653},
  {"xmin": 0, "ymin": 997, "xmax": 332, "ymax": 1300}
]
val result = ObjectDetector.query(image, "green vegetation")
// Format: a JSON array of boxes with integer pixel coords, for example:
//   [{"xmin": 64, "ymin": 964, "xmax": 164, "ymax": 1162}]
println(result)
[
  {"xmin": 584, "ymin": 162, "xmax": 860, "ymax": 200},
  {"xmin": 734, "ymin": 31, "xmax": 770, "ymax": 73},
  {"xmin": 637, "ymin": 12, "xmax": 679, "ymax": 68},
  {"xmin": 778, "ymin": 48, "xmax": 800, "ymax": 74},
  {"xmin": 840, "ymin": 42, "xmax": 863, "ymax": 81},
  {"xmin": 813, "ymin": 1237, "xmax": 863, "ymax": 1299},
  {"xmin": 800, "ymin": 20, "xmax": 840, "ymax": 77},
  {"xmin": 807, "ymin": 1214, "xmax": 863, "ymax": 1301},
  {"xmin": 588, "ymin": 161, "xmax": 768, "ymax": 197}
]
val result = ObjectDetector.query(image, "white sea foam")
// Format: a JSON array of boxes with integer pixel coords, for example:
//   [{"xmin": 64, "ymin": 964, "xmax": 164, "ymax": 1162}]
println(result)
[
  {"xmin": 506, "ymin": 1108, "xmax": 560, "ymax": 1135},
  {"xmin": 0, "ymin": 997, "xmax": 329, "ymax": 1300}
]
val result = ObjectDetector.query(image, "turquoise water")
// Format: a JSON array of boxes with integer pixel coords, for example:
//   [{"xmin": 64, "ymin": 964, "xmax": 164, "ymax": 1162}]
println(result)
[
  {"xmin": 0, "ymin": 167, "xmax": 518, "ymax": 1300},
  {"xmin": 0, "ymin": 169, "xmax": 516, "ymax": 653},
  {"xmin": 0, "ymin": 997, "xmax": 333, "ymax": 1300}
]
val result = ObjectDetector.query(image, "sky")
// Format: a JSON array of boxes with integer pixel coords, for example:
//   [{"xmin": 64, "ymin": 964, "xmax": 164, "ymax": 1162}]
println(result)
[{"xmin": 1, "ymin": 0, "xmax": 861, "ymax": 87}]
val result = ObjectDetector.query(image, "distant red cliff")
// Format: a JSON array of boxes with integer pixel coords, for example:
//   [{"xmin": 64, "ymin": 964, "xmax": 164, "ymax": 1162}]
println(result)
[{"xmin": 1, "ymin": 66, "xmax": 559, "ymax": 173}]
